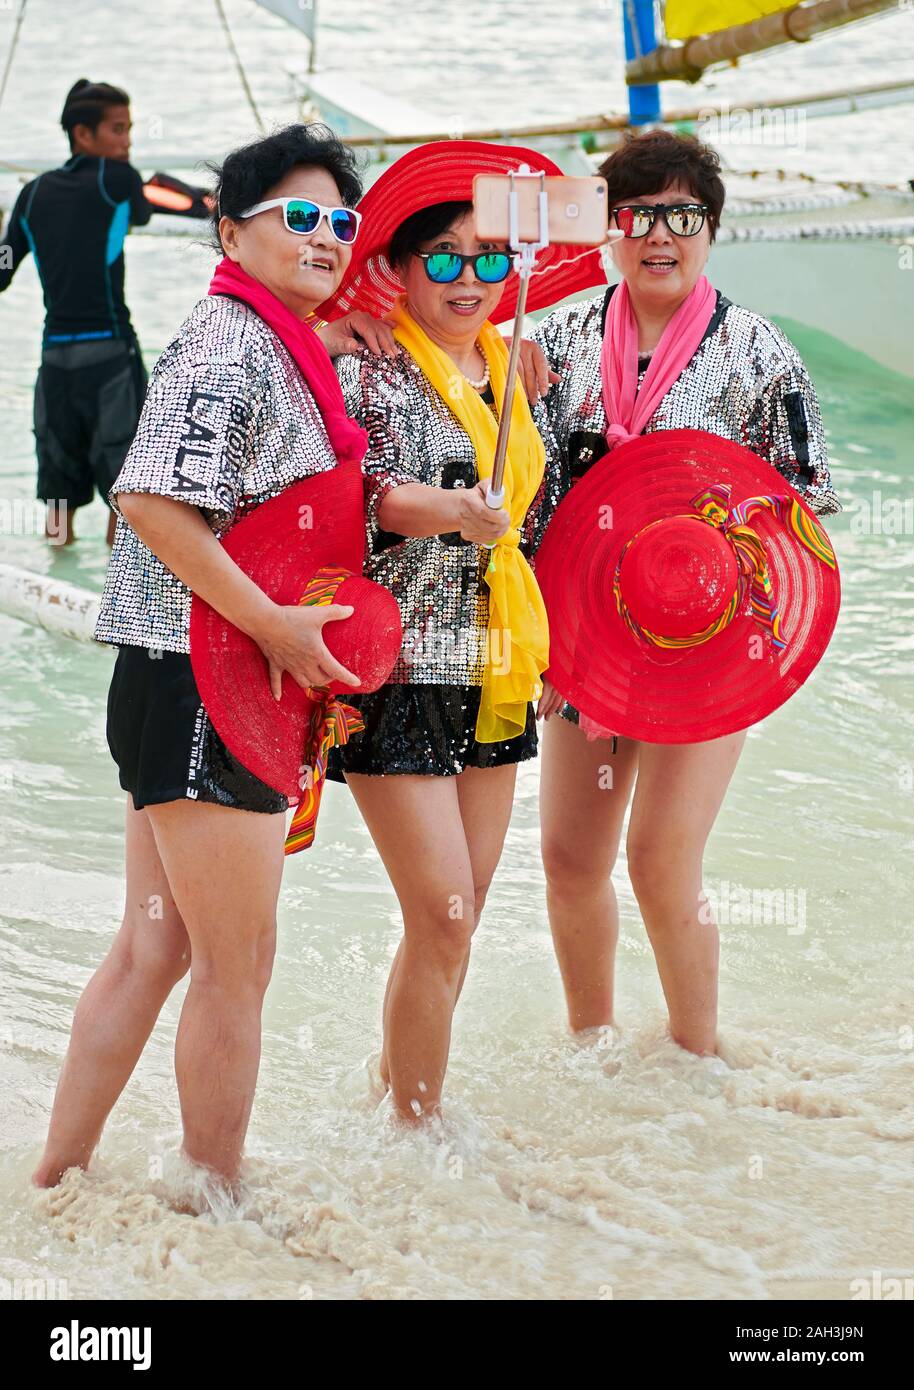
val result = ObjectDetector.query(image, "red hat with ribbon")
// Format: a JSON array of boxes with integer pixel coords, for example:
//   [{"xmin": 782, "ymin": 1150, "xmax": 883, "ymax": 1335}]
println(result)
[
  {"xmin": 316, "ymin": 139, "xmax": 608, "ymax": 327},
  {"xmin": 534, "ymin": 430, "xmax": 841, "ymax": 743},
  {"xmin": 189, "ymin": 461, "xmax": 402, "ymax": 852}
]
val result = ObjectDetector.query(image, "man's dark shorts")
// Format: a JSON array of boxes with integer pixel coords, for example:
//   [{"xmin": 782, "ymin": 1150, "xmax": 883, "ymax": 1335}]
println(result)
[{"xmin": 33, "ymin": 336, "xmax": 148, "ymax": 509}]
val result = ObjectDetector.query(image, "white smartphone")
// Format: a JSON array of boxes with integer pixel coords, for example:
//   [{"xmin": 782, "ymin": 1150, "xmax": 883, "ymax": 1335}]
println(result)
[{"xmin": 473, "ymin": 173, "xmax": 621, "ymax": 246}]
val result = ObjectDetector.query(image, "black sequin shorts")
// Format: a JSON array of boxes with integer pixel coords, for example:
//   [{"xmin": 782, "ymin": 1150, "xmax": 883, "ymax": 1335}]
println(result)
[
  {"xmin": 105, "ymin": 645, "xmax": 289, "ymax": 814},
  {"xmin": 326, "ymin": 682, "xmax": 538, "ymax": 779}
]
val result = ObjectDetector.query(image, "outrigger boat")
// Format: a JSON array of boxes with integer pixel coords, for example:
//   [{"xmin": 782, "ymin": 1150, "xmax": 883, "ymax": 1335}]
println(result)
[
  {"xmin": 285, "ymin": 0, "xmax": 914, "ymax": 380},
  {"xmin": 0, "ymin": 0, "xmax": 911, "ymax": 635},
  {"xmin": 125, "ymin": 0, "xmax": 914, "ymax": 378}
]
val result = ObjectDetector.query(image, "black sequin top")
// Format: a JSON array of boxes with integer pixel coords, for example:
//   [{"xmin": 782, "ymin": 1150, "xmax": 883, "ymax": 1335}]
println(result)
[{"xmin": 335, "ymin": 343, "xmax": 560, "ymax": 687}]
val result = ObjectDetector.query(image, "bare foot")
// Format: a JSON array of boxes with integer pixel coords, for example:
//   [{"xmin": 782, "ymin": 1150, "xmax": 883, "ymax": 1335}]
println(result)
[{"xmin": 31, "ymin": 1157, "xmax": 83, "ymax": 1189}]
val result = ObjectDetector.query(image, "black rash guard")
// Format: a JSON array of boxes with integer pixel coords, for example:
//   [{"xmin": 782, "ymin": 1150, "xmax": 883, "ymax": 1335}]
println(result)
[{"xmin": 0, "ymin": 154, "xmax": 152, "ymax": 343}]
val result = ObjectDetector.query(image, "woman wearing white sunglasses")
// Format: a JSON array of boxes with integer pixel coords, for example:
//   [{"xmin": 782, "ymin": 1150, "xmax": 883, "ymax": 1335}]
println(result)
[{"xmin": 34, "ymin": 124, "xmax": 371, "ymax": 1193}]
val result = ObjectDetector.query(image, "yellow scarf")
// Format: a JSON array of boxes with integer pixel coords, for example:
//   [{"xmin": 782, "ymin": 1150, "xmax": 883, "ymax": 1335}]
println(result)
[{"xmin": 390, "ymin": 298, "xmax": 549, "ymax": 742}]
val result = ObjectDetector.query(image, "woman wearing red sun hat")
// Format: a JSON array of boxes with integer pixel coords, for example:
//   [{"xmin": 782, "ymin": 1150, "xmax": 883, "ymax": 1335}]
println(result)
[
  {"xmin": 314, "ymin": 139, "xmax": 606, "ymax": 1123},
  {"xmin": 524, "ymin": 129, "xmax": 841, "ymax": 1059}
]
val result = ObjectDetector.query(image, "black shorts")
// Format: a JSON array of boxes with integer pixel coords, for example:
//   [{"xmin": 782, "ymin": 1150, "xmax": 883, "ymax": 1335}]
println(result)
[
  {"xmin": 558, "ymin": 699, "xmax": 620, "ymax": 751},
  {"xmin": 105, "ymin": 645, "xmax": 289, "ymax": 814},
  {"xmin": 326, "ymin": 682, "xmax": 538, "ymax": 779},
  {"xmin": 35, "ymin": 336, "xmax": 148, "ymax": 509}
]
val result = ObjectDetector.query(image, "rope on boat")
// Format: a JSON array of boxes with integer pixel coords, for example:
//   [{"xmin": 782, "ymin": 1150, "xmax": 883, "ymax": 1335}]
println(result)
[
  {"xmin": 716, "ymin": 216, "xmax": 914, "ymax": 243},
  {"xmin": 0, "ymin": 562, "xmax": 99, "ymax": 643},
  {"xmin": 0, "ymin": 0, "xmax": 27, "ymax": 116},
  {"xmin": 213, "ymin": 0, "xmax": 265, "ymax": 134},
  {"xmin": 724, "ymin": 189, "xmax": 861, "ymax": 216},
  {"xmin": 720, "ymin": 163, "xmax": 914, "ymax": 200}
]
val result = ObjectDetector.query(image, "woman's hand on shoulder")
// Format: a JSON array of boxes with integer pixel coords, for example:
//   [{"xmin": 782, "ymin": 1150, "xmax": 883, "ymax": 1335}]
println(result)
[
  {"xmin": 317, "ymin": 312, "xmax": 398, "ymax": 360},
  {"xmin": 503, "ymin": 336, "xmax": 561, "ymax": 406},
  {"xmin": 453, "ymin": 480, "xmax": 511, "ymax": 545},
  {"xmin": 255, "ymin": 602, "xmax": 361, "ymax": 699}
]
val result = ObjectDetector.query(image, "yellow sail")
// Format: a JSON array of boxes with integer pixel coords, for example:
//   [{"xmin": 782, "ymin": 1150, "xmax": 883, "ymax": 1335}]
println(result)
[{"xmin": 664, "ymin": 0, "xmax": 795, "ymax": 40}]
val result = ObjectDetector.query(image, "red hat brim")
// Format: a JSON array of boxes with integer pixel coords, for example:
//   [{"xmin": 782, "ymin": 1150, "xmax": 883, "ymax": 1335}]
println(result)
[
  {"xmin": 317, "ymin": 140, "xmax": 608, "ymax": 327},
  {"xmin": 535, "ymin": 430, "xmax": 841, "ymax": 744},
  {"xmin": 189, "ymin": 461, "xmax": 402, "ymax": 798}
]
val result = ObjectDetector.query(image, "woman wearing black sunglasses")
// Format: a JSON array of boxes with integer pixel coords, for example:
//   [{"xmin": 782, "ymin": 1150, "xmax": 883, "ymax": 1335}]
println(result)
[{"xmin": 520, "ymin": 128, "xmax": 840, "ymax": 1060}]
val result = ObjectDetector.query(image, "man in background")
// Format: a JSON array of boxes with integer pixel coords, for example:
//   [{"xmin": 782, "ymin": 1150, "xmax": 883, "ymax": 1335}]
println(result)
[{"xmin": 0, "ymin": 80, "xmax": 152, "ymax": 546}]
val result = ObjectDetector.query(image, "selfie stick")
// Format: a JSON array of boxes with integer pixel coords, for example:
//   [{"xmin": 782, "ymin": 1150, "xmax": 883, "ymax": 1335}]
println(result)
[{"xmin": 485, "ymin": 165, "xmax": 550, "ymax": 516}]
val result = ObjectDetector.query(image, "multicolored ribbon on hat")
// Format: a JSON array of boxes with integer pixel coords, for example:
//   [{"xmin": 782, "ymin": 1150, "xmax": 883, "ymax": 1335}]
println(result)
[
  {"xmin": 284, "ymin": 566, "xmax": 365, "ymax": 856},
  {"xmin": 613, "ymin": 484, "xmax": 837, "ymax": 652}
]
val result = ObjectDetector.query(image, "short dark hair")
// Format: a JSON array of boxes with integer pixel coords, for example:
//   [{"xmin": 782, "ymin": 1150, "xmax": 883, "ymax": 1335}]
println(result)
[
  {"xmin": 60, "ymin": 79, "xmax": 130, "ymax": 151},
  {"xmin": 598, "ymin": 130, "xmax": 725, "ymax": 241},
  {"xmin": 210, "ymin": 123, "xmax": 363, "ymax": 252},
  {"xmin": 388, "ymin": 200, "xmax": 473, "ymax": 270}
]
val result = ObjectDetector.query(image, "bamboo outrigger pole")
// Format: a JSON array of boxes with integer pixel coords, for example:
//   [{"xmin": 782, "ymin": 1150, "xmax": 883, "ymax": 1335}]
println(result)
[
  {"xmin": 323, "ymin": 75, "xmax": 914, "ymax": 152},
  {"xmin": 626, "ymin": 0, "xmax": 898, "ymax": 85},
  {"xmin": 0, "ymin": 563, "xmax": 99, "ymax": 644}
]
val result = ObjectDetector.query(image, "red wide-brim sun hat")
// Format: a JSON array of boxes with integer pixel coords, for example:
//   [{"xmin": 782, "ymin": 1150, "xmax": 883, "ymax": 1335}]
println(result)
[
  {"xmin": 316, "ymin": 139, "xmax": 608, "ymax": 326},
  {"xmin": 189, "ymin": 461, "xmax": 402, "ymax": 799},
  {"xmin": 534, "ymin": 430, "xmax": 841, "ymax": 744}
]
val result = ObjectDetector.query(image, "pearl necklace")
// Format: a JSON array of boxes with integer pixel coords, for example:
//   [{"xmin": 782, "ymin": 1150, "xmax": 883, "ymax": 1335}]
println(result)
[{"xmin": 464, "ymin": 344, "xmax": 490, "ymax": 391}]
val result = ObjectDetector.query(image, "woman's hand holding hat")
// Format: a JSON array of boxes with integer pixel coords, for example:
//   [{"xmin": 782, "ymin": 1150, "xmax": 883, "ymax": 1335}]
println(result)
[{"xmin": 256, "ymin": 601, "xmax": 361, "ymax": 701}]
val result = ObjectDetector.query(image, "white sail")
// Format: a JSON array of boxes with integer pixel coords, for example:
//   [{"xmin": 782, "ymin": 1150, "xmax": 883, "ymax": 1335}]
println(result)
[{"xmin": 255, "ymin": 0, "xmax": 317, "ymax": 42}]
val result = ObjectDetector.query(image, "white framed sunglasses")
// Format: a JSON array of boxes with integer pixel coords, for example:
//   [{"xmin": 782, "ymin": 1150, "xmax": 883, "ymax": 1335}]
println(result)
[{"xmin": 239, "ymin": 196, "xmax": 362, "ymax": 244}]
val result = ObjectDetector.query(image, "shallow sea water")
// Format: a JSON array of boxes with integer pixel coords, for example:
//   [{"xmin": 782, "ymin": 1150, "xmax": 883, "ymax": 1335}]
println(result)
[{"xmin": 1, "ymin": 0, "xmax": 913, "ymax": 1301}]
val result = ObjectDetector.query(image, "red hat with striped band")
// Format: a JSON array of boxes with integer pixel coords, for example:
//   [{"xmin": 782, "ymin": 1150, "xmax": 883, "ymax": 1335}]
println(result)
[
  {"xmin": 316, "ymin": 139, "xmax": 608, "ymax": 326},
  {"xmin": 534, "ymin": 430, "xmax": 840, "ymax": 744},
  {"xmin": 189, "ymin": 462, "xmax": 402, "ymax": 852}
]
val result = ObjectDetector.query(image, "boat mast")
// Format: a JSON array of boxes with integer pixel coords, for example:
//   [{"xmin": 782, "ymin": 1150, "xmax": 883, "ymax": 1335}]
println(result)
[
  {"xmin": 308, "ymin": 0, "xmax": 319, "ymax": 75},
  {"xmin": 622, "ymin": 0, "xmax": 662, "ymax": 125}
]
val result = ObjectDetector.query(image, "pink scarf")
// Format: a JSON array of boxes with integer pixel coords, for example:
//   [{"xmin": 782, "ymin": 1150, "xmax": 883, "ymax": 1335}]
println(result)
[
  {"xmin": 208, "ymin": 257, "xmax": 368, "ymax": 467},
  {"xmin": 578, "ymin": 274, "xmax": 717, "ymax": 742},
  {"xmin": 600, "ymin": 274, "xmax": 717, "ymax": 451}
]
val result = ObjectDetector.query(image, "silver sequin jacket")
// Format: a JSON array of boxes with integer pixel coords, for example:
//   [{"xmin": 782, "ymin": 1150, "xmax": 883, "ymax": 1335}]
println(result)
[
  {"xmin": 527, "ymin": 286, "xmax": 841, "ymax": 547},
  {"xmin": 335, "ymin": 344, "xmax": 560, "ymax": 687},
  {"xmin": 94, "ymin": 294, "xmax": 340, "ymax": 652}
]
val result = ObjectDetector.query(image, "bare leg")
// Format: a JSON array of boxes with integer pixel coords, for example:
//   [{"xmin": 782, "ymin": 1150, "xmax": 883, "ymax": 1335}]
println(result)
[
  {"xmin": 626, "ymin": 731, "xmax": 747, "ymax": 1055},
  {"xmin": 33, "ymin": 799, "xmax": 190, "ymax": 1187},
  {"xmin": 451, "ymin": 762, "xmax": 519, "ymax": 1001},
  {"xmin": 377, "ymin": 938, "xmax": 402, "ymax": 1090},
  {"xmin": 375, "ymin": 763, "xmax": 519, "ymax": 1088},
  {"xmin": 539, "ymin": 717, "xmax": 639, "ymax": 1031},
  {"xmin": 345, "ymin": 774, "xmax": 476, "ymax": 1120},
  {"xmin": 144, "ymin": 799, "xmax": 285, "ymax": 1181}
]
